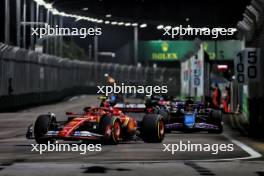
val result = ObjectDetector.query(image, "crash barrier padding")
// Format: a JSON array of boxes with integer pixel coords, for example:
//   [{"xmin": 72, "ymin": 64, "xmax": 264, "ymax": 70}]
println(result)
[
  {"xmin": 229, "ymin": 113, "xmax": 249, "ymax": 136},
  {"xmin": 247, "ymin": 96, "xmax": 264, "ymax": 137},
  {"xmin": 236, "ymin": 0, "xmax": 264, "ymax": 138},
  {"xmin": 229, "ymin": 96, "xmax": 264, "ymax": 138},
  {"xmin": 0, "ymin": 43, "xmax": 180, "ymax": 111}
]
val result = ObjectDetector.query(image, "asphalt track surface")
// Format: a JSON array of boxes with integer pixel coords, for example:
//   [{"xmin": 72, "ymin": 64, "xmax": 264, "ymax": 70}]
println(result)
[{"xmin": 0, "ymin": 95, "xmax": 263, "ymax": 176}]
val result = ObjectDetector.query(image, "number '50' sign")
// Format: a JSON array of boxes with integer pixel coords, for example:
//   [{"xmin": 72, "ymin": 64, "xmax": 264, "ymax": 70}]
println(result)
[{"xmin": 235, "ymin": 48, "xmax": 260, "ymax": 84}]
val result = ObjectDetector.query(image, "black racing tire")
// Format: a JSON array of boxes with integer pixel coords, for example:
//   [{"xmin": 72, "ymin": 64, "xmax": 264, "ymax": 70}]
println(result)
[
  {"xmin": 211, "ymin": 110, "xmax": 222, "ymax": 122},
  {"xmin": 100, "ymin": 116, "xmax": 121, "ymax": 145},
  {"xmin": 34, "ymin": 114, "xmax": 56, "ymax": 144},
  {"xmin": 141, "ymin": 114, "xmax": 165, "ymax": 143},
  {"xmin": 209, "ymin": 110, "xmax": 223, "ymax": 134}
]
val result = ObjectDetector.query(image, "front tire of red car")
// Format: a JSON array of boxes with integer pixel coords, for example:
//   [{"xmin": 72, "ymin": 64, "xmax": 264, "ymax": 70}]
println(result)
[{"xmin": 34, "ymin": 114, "xmax": 56, "ymax": 144}]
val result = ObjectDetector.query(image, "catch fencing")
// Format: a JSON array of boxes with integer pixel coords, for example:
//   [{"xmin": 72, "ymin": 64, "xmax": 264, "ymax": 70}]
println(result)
[{"xmin": 0, "ymin": 43, "xmax": 180, "ymax": 110}]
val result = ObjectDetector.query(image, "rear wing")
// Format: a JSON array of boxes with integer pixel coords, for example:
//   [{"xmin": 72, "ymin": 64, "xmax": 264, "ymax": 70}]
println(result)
[
  {"xmin": 171, "ymin": 101, "xmax": 205, "ymax": 109},
  {"xmin": 114, "ymin": 103, "xmax": 146, "ymax": 113}
]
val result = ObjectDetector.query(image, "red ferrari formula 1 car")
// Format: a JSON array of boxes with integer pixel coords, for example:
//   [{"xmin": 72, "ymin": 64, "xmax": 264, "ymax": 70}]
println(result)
[{"xmin": 26, "ymin": 106, "xmax": 165, "ymax": 144}]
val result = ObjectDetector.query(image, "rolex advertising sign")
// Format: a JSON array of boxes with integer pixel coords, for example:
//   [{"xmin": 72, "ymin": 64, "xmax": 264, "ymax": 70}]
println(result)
[
  {"xmin": 151, "ymin": 41, "xmax": 177, "ymax": 60},
  {"xmin": 139, "ymin": 40, "xmax": 242, "ymax": 62},
  {"xmin": 139, "ymin": 41, "xmax": 195, "ymax": 61}
]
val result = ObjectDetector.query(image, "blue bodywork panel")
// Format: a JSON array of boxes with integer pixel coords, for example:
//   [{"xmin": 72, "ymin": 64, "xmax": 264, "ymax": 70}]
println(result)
[{"xmin": 184, "ymin": 113, "xmax": 196, "ymax": 128}]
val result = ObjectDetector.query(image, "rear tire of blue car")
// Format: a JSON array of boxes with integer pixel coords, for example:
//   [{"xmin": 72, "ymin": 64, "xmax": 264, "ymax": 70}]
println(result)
[
  {"xmin": 34, "ymin": 115, "xmax": 56, "ymax": 144},
  {"xmin": 141, "ymin": 114, "xmax": 165, "ymax": 143},
  {"xmin": 209, "ymin": 110, "xmax": 223, "ymax": 134}
]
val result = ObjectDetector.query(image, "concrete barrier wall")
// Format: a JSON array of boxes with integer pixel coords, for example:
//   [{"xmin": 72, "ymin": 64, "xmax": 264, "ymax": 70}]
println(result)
[
  {"xmin": 0, "ymin": 43, "xmax": 180, "ymax": 111},
  {"xmin": 236, "ymin": 0, "xmax": 264, "ymax": 137}
]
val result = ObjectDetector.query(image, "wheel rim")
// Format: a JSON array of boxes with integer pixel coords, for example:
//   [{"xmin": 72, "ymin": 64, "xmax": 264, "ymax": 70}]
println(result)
[
  {"xmin": 158, "ymin": 120, "xmax": 165, "ymax": 139},
  {"xmin": 104, "ymin": 125, "xmax": 112, "ymax": 138},
  {"xmin": 113, "ymin": 121, "xmax": 121, "ymax": 141}
]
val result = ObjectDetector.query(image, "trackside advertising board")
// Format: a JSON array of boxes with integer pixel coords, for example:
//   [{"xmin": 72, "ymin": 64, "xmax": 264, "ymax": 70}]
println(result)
[
  {"xmin": 181, "ymin": 58, "xmax": 191, "ymax": 96},
  {"xmin": 139, "ymin": 40, "xmax": 242, "ymax": 62},
  {"xmin": 235, "ymin": 48, "xmax": 261, "ymax": 84},
  {"xmin": 139, "ymin": 41, "xmax": 195, "ymax": 61},
  {"xmin": 181, "ymin": 44, "xmax": 204, "ymax": 97}
]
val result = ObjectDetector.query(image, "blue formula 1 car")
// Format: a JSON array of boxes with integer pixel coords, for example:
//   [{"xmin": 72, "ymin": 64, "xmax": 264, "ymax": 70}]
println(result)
[{"xmin": 165, "ymin": 97, "xmax": 223, "ymax": 134}]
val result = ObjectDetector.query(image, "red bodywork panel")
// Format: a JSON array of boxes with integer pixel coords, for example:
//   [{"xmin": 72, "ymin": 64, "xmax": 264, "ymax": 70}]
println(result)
[{"xmin": 50, "ymin": 107, "xmax": 136, "ymax": 139}]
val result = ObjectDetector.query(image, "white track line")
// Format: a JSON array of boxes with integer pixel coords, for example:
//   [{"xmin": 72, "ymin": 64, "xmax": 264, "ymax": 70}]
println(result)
[
  {"xmin": 222, "ymin": 134, "xmax": 262, "ymax": 160},
  {"xmin": 80, "ymin": 95, "xmax": 87, "ymax": 99},
  {"xmin": 68, "ymin": 96, "xmax": 79, "ymax": 102},
  {"xmin": 91, "ymin": 134, "xmax": 262, "ymax": 164},
  {"xmin": 188, "ymin": 134, "xmax": 262, "ymax": 162}
]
